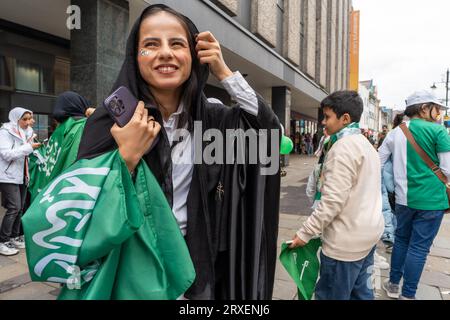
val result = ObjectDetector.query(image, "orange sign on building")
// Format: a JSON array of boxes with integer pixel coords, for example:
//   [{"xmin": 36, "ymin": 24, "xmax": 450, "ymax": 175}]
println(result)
[{"xmin": 349, "ymin": 10, "xmax": 360, "ymax": 91}]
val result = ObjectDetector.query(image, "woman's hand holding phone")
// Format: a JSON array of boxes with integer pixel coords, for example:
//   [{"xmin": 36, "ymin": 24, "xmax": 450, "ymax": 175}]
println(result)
[{"xmin": 111, "ymin": 101, "xmax": 161, "ymax": 172}]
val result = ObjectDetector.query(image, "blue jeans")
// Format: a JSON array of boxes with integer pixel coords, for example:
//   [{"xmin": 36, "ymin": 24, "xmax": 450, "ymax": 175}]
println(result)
[
  {"xmin": 390, "ymin": 204, "xmax": 444, "ymax": 298},
  {"xmin": 315, "ymin": 247, "xmax": 375, "ymax": 300},
  {"xmin": 381, "ymin": 185, "xmax": 396, "ymax": 244}
]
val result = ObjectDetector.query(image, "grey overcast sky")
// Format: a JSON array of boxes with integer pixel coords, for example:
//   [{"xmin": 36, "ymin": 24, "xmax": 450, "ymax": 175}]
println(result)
[{"xmin": 352, "ymin": 0, "xmax": 450, "ymax": 110}]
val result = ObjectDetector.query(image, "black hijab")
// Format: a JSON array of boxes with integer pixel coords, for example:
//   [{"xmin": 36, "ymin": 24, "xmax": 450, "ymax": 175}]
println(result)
[
  {"xmin": 77, "ymin": 3, "xmax": 210, "ymax": 206},
  {"xmin": 53, "ymin": 91, "xmax": 90, "ymax": 123},
  {"xmin": 113, "ymin": 4, "xmax": 210, "ymax": 125}
]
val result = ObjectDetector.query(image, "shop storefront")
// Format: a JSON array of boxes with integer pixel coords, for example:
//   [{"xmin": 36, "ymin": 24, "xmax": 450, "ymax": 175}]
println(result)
[{"xmin": 290, "ymin": 110, "xmax": 318, "ymax": 136}]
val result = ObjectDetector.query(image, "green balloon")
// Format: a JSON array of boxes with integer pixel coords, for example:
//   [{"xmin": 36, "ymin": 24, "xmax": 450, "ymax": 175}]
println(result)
[{"xmin": 280, "ymin": 135, "xmax": 294, "ymax": 155}]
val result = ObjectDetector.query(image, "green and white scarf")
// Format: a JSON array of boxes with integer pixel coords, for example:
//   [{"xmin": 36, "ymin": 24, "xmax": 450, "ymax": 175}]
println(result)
[{"xmin": 314, "ymin": 123, "xmax": 360, "ymax": 203}]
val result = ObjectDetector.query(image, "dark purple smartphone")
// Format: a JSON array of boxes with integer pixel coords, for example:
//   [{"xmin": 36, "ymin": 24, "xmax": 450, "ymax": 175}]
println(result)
[
  {"xmin": 104, "ymin": 86, "xmax": 139, "ymax": 128},
  {"xmin": 104, "ymin": 86, "xmax": 160, "ymax": 153}
]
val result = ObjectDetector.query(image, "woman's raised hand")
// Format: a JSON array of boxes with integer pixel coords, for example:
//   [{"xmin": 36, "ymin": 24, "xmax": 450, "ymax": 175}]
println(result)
[
  {"xmin": 111, "ymin": 101, "xmax": 161, "ymax": 172},
  {"xmin": 196, "ymin": 31, "xmax": 233, "ymax": 81}
]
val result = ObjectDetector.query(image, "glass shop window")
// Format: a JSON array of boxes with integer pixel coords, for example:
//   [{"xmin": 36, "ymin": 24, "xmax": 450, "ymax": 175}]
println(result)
[
  {"xmin": 15, "ymin": 60, "xmax": 54, "ymax": 94},
  {"xmin": 31, "ymin": 113, "xmax": 54, "ymax": 141}
]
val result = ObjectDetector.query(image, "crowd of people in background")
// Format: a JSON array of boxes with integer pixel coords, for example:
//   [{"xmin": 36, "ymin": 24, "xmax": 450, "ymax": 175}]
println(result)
[
  {"xmin": 292, "ymin": 131, "xmax": 320, "ymax": 156},
  {"xmin": 291, "ymin": 123, "xmax": 389, "ymax": 156}
]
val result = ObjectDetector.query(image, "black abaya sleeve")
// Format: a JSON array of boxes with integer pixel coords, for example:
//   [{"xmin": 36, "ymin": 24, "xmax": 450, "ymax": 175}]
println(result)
[{"xmin": 77, "ymin": 106, "xmax": 118, "ymax": 161}]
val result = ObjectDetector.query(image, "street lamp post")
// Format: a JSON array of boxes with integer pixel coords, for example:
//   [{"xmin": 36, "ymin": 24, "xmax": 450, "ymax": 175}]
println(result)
[
  {"xmin": 431, "ymin": 68, "xmax": 449, "ymax": 116},
  {"xmin": 446, "ymin": 68, "xmax": 449, "ymax": 109}
]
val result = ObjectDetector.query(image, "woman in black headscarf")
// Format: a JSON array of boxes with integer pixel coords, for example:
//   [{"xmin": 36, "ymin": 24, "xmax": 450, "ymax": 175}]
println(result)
[
  {"xmin": 78, "ymin": 4, "xmax": 281, "ymax": 300},
  {"xmin": 28, "ymin": 91, "xmax": 95, "ymax": 201},
  {"xmin": 52, "ymin": 91, "xmax": 94, "ymax": 124}
]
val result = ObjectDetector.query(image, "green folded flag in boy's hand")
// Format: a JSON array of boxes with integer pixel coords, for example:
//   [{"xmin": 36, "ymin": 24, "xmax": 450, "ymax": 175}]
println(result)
[{"xmin": 279, "ymin": 238, "xmax": 322, "ymax": 300}]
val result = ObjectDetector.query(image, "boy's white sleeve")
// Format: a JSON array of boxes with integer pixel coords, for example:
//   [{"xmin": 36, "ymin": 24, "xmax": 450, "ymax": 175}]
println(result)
[
  {"xmin": 296, "ymin": 143, "xmax": 357, "ymax": 243},
  {"xmin": 438, "ymin": 152, "xmax": 450, "ymax": 180},
  {"xmin": 378, "ymin": 131, "xmax": 393, "ymax": 171}
]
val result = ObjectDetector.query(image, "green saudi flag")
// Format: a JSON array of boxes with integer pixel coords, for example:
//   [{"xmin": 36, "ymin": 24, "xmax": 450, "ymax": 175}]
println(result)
[
  {"xmin": 279, "ymin": 238, "xmax": 322, "ymax": 300},
  {"xmin": 22, "ymin": 150, "xmax": 195, "ymax": 300},
  {"xmin": 28, "ymin": 117, "xmax": 86, "ymax": 202},
  {"xmin": 28, "ymin": 145, "xmax": 47, "ymax": 195}
]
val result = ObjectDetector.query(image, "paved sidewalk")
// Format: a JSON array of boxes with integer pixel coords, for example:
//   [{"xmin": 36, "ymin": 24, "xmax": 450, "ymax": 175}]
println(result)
[
  {"xmin": 272, "ymin": 154, "xmax": 450, "ymax": 300},
  {"xmin": 0, "ymin": 250, "xmax": 59, "ymax": 299},
  {"xmin": 1, "ymin": 154, "xmax": 449, "ymax": 300}
]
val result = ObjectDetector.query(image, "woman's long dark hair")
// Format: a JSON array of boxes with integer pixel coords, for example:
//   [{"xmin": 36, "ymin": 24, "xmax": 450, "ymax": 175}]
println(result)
[
  {"xmin": 393, "ymin": 113, "xmax": 404, "ymax": 128},
  {"xmin": 136, "ymin": 6, "xmax": 201, "ymax": 131}
]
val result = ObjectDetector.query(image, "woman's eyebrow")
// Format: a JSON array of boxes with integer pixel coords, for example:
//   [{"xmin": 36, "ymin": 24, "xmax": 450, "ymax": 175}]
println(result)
[
  {"xmin": 170, "ymin": 37, "xmax": 188, "ymax": 43},
  {"xmin": 141, "ymin": 37, "xmax": 187, "ymax": 43},
  {"xmin": 141, "ymin": 37, "xmax": 160, "ymax": 43}
]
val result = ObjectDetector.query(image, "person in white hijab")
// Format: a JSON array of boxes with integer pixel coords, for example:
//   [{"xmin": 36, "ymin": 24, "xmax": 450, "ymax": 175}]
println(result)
[
  {"xmin": 0, "ymin": 107, "xmax": 40, "ymax": 256},
  {"xmin": 25, "ymin": 111, "xmax": 37, "ymax": 143}
]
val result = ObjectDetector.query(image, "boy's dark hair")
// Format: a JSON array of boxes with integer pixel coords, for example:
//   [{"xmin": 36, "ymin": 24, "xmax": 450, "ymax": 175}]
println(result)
[{"xmin": 320, "ymin": 91, "xmax": 364, "ymax": 123}]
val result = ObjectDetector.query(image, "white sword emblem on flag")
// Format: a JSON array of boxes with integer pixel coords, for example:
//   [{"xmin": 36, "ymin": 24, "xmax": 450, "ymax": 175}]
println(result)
[{"xmin": 300, "ymin": 260, "xmax": 309, "ymax": 281}]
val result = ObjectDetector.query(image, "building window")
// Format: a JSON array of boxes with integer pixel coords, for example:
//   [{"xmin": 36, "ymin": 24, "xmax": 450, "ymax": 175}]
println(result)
[
  {"xmin": 40, "ymin": 66, "xmax": 54, "ymax": 94},
  {"xmin": 54, "ymin": 57, "xmax": 70, "ymax": 95},
  {"xmin": 32, "ymin": 113, "xmax": 54, "ymax": 140},
  {"xmin": 15, "ymin": 60, "xmax": 40, "ymax": 92},
  {"xmin": 300, "ymin": 0, "xmax": 307, "ymax": 71},
  {"xmin": 275, "ymin": 0, "xmax": 285, "ymax": 54},
  {"xmin": 0, "ymin": 55, "xmax": 11, "ymax": 87},
  {"xmin": 15, "ymin": 60, "xmax": 54, "ymax": 94}
]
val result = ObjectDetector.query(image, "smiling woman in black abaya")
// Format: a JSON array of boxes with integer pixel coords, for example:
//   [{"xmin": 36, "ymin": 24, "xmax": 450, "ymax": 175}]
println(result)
[{"xmin": 78, "ymin": 4, "xmax": 281, "ymax": 300}]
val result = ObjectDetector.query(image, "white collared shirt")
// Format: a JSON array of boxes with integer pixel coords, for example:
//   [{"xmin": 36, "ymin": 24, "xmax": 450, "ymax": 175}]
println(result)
[{"xmin": 164, "ymin": 71, "xmax": 258, "ymax": 235}]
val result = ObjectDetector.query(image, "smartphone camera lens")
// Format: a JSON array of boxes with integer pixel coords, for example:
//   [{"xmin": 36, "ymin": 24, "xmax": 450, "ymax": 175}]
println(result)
[{"xmin": 110, "ymin": 96, "xmax": 124, "ymax": 116}]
